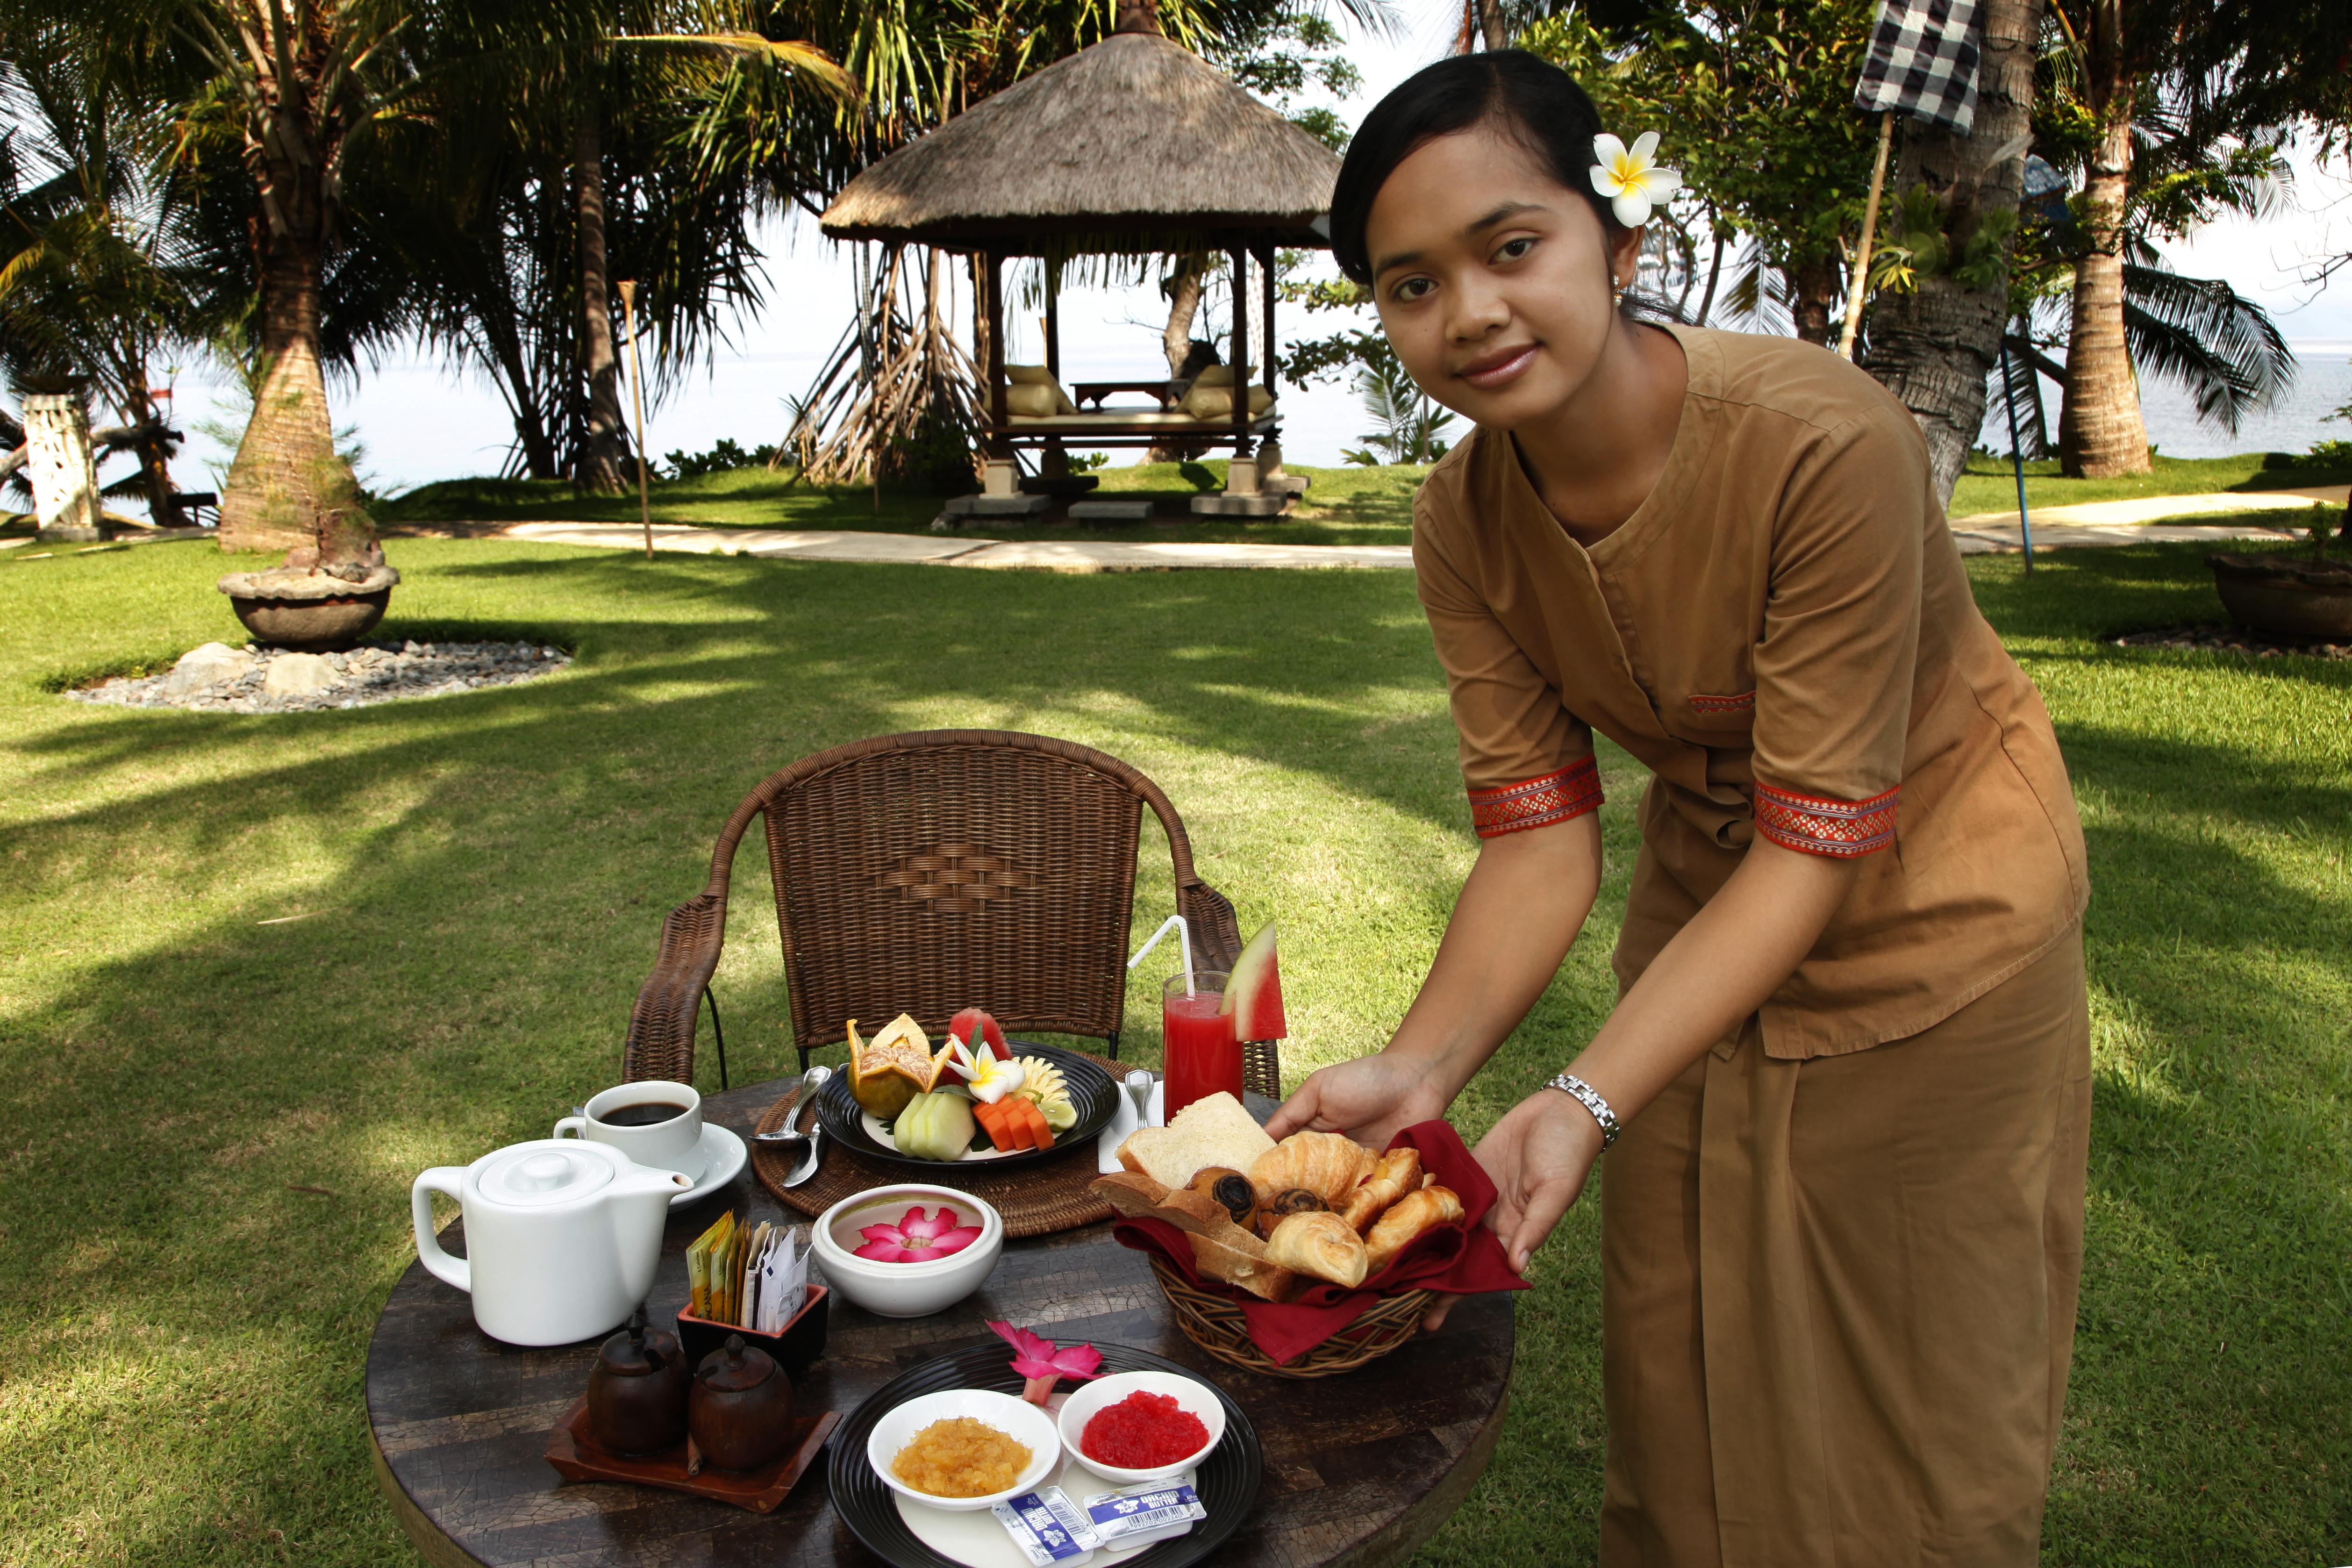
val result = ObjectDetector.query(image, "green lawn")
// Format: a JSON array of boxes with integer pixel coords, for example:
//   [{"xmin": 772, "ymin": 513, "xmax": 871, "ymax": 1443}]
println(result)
[
  {"xmin": 1, "ymin": 531, "xmax": 2347, "ymax": 1564},
  {"xmin": 365, "ymin": 450, "xmax": 2352, "ymax": 551}
]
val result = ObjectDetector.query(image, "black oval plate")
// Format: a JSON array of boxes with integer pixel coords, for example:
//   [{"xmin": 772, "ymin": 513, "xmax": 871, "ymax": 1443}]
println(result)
[
  {"xmin": 817, "ymin": 1043, "xmax": 1121, "ymax": 1172},
  {"xmin": 829, "ymin": 1341, "xmax": 1262, "ymax": 1568}
]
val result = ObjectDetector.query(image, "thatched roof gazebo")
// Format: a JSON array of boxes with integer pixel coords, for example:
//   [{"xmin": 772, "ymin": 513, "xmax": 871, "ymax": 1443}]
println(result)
[{"xmin": 820, "ymin": 0, "xmax": 1342, "ymax": 515}]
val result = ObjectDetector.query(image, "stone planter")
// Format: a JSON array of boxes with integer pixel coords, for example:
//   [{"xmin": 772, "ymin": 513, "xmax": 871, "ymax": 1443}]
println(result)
[
  {"xmin": 215, "ymin": 565, "xmax": 401, "ymax": 653},
  {"xmin": 2208, "ymin": 553, "xmax": 2352, "ymax": 643}
]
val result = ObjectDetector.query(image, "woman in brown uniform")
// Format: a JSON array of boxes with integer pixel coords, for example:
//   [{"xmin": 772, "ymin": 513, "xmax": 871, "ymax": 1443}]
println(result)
[{"xmin": 1266, "ymin": 55, "xmax": 2091, "ymax": 1566}]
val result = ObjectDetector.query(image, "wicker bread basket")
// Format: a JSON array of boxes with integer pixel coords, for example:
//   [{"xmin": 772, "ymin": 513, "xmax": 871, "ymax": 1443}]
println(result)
[{"xmin": 1149, "ymin": 1254, "xmax": 1434, "ymax": 1379}]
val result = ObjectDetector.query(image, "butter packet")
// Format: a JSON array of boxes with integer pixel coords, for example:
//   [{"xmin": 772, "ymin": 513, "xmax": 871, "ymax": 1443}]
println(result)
[
  {"xmin": 991, "ymin": 1486, "xmax": 1101, "ymax": 1565},
  {"xmin": 1079, "ymin": 1480, "xmax": 1207, "ymax": 1549}
]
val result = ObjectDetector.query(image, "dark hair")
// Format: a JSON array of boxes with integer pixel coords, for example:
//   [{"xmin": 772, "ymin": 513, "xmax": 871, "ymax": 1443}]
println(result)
[{"xmin": 1330, "ymin": 51, "xmax": 1628, "ymax": 287}]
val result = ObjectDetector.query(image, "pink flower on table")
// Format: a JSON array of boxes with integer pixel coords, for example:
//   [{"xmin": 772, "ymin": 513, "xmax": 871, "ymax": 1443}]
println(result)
[
  {"xmin": 853, "ymin": 1205, "xmax": 983, "ymax": 1262},
  {"xmin": 988, "ymin": 1320, "xmax": 1104, "ymax": 1404}
]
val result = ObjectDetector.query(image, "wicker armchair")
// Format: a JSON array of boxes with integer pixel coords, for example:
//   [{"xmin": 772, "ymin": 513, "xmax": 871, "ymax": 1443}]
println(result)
[{"xmin": 623, "ymin": 730, "xmax": 1276, "ymax": 1096}]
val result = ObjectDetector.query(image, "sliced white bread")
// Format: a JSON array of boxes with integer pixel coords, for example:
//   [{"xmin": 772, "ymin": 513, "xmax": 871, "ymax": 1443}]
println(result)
[{"xmin": 1116, "ymin": 1091, "xmax": 1275, "ymax": 1190}]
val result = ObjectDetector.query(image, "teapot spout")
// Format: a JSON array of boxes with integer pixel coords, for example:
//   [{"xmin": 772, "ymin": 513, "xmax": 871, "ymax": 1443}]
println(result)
[{"xmin": 605, "ymin": 1166, "xmax": 693, "ymax": 1307}]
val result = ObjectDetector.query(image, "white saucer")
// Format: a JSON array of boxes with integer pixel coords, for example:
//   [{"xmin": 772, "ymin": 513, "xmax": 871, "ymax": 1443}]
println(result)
[{"xmin": 670, "ymin": 1123, "xmax": 747, "ymax": 1206}]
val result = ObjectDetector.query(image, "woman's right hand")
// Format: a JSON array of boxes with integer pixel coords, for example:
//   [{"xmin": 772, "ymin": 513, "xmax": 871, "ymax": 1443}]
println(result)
[{"xmin": 1265, "ymin": 1052, "xmax": 1448, "ymax": 1146}]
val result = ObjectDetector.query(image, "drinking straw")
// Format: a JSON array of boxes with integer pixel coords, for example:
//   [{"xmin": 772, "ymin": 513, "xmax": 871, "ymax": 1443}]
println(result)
[{"xmin": 1125, "ymin": 913, "xmax": 1194, "ymax": 995}]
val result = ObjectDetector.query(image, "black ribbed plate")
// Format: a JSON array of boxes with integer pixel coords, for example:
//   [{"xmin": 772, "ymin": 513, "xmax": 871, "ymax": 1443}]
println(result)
[
  {"xmin": 818, "ymin": 1043, "xmax": 1121, "ymax": 1171},
  {"xmin": 829, "ymin": 1342, "xmax": 1262, "ymax": 1568}
]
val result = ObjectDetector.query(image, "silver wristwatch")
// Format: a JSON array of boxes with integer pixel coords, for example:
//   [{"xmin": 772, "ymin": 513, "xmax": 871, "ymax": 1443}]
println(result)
[{"xmin": 1546, "ymin": 1072, "xmax": 1621, "ymax": 1150}]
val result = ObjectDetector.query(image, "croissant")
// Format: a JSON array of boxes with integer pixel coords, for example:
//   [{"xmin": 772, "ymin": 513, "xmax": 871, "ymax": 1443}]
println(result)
[
  {"xmin": 1339, "ymin": 1146, "xmax": 1424, "ymax": 1233},
  {"xmin": 1264, "ymin": 1210, "xmax": 1369, "ymax": 1289},
  {"xmin": 1364, "ymin": 1185, "xmax": 1465, "ymax": 1277},
  {"xmin": 1248, "ymin": 1132, "xmax": 1375, "ymax": 1211}
]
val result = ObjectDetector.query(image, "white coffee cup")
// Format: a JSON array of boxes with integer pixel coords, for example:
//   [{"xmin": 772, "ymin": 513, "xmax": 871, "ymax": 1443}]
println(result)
[{"xmin": 553, "ymin": 1080, "xmax": 707, "ymax": 1184}]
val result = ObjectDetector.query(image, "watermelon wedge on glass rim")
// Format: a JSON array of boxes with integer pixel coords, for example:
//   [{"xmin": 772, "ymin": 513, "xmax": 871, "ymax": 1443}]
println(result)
[{"xmin": 1218, "ymin": 920, "xmax": 1288, "ymax": 1041}]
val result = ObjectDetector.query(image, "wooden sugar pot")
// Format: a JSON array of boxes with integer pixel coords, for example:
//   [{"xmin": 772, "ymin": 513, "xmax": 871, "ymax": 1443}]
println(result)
[
  {"xmin": 586, "ymin": 1308, "xmax": 690, "ymax": 1457},
  {"xmin": 690, "ymin": 1333, "xmax": 794, "ymax": 1472}
]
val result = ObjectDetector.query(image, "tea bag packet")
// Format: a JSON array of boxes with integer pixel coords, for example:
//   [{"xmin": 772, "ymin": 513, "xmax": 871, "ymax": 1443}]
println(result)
[
  {"xmin": 1079, "ymin": 1480, "xmax": 1207, "ymax": 1550},
  {"xmin": 761, "ymin": 1228, "xmax": 808, "ymax": 1331},
  {"xmin": 686, "ymin": 1210, "xmax": 735, "ymax": 1319},
  {"xmin": 991, "ymin": 1487, "xmax": 1100, "ymax": 1566}
]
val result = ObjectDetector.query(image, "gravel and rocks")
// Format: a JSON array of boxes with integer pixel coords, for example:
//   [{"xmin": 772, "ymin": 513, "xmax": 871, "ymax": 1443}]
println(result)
[
  {"xmin": 71, "ymin": 639, "xmax": 572, "ymax": 713},
  {"xmin": 2111, "ymin": 624, "xmax": 2352, "ymax": 660}
]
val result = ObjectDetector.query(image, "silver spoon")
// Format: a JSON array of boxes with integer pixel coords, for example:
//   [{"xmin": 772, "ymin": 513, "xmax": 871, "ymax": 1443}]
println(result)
[{"xmin": 753, "ymin": 1065, "xmax": 831, "ymax": 1174}]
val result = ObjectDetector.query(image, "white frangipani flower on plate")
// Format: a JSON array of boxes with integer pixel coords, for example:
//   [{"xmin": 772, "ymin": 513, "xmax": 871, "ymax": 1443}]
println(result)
[{"xmin": 1590, "ymin": 131, "xmax": 1682, "ymax": 228}]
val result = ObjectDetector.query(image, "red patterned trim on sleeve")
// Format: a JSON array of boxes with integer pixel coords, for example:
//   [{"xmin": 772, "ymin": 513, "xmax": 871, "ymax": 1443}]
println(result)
[
  {"xmin": 1752, "ymin": 781, "xmax": 1899, "ymax": 858},
  {"xmin": 1689, "ymin": 690, "xmax": 1756, "ymax": 714},
  {"xmin": 1469, "ymin": 757, "xmax": 1604, "ymax": 838}
]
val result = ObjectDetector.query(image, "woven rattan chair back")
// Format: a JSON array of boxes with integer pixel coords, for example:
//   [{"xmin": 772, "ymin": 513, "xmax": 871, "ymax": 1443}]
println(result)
[{"xmin": 624, "ymin": 730, "xmax": 1272, "ymax": 1093}]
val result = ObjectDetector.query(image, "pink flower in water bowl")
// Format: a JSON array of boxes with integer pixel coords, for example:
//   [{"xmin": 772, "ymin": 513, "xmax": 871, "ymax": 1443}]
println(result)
[{"xmin": 854, "ymin": 1205, "xmax": 983, "ymax": 1263}]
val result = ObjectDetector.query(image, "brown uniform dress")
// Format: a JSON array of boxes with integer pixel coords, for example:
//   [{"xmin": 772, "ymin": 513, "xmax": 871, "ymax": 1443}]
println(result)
[{"xmin": 1412, "ymin": 325, "xmax": 2093, "ymax": 1567}]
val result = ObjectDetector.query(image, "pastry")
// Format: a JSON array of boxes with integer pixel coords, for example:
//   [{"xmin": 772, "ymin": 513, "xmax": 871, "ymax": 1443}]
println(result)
[
  {"xmin": 1247, "ymin": 1131, "xmax": 1375, "ymax": 1211},
  {"xmin": 1339, "ymin": 1146, "xmax": 1424, "ymax": 1233},
  {"xmin": 1187, "ymin": 1230, "xmax": 1300, "ymax": 1303},
  {"xmin": 1118, "ymin": 1091, "xmax": 1276, "ymax": 1189},
  {"xmin": 1264, "ymin": 1210, "xmax": 1369, "ymax": 1289},
  {"xmin": 1188, "ymin": 1167, "xmax": 1259, "ymax": 1230},
  {"xmin": 1255, "ymin": 1188, "xmax": 1327, "ymax": 1239},
  {"xmin": 1363, "ymin": 1185, "xmax": 1466, "ymax": 1277}
]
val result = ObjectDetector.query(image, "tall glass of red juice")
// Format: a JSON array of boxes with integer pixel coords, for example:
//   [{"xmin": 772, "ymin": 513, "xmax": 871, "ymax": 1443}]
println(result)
[{"xmin": 1162, "ymin": 971, "xmax": 1239, "ymax": 1117}]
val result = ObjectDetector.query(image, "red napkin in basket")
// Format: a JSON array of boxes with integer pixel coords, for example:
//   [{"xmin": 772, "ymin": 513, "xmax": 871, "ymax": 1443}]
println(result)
[{"xmin": 1112, "ymin": 1120, "xmax": 1529, "ymax": 1366}]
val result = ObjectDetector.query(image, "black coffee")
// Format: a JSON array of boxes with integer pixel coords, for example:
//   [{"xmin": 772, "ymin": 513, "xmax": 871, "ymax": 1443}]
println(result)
[{"xmin": 601, "ymin": 1101, "xmax": 690, "ymax": 1127}]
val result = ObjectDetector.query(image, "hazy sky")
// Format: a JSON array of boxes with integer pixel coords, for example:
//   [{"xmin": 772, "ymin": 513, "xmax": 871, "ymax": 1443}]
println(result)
[{"xmin": 165, "ymin": 11, "xmax": 2352, "ymax": 494}]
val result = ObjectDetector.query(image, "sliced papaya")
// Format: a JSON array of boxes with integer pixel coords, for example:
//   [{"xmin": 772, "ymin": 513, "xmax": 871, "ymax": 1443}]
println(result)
[
  {"xmin": 1021, "ymin": 1097, "xmax": 1053, "ymax": 1151},
  {"xmin": 973, "ymin": 1100, "xmax": 1013, "ymax": 1151}
]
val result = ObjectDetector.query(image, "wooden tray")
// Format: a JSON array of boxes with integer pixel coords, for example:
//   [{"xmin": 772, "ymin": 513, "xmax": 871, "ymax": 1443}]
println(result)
[
  {"xmin": 544, "ymin": 1397, "xmax": 839, "ymax": 1514},
  {"xmin": 752, "ymin": 1052, "xmax": 1129, "ymax": 1239}
]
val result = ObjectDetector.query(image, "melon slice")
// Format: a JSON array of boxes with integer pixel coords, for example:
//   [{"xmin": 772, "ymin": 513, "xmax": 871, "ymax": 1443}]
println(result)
[
  {"xmin": 849, "ymin": 1013, "xmax": 947, "ymax": 1120},
  {"xmin": 1219, "ymin": 920, "xmax": 1288, "ymax": 1041}
]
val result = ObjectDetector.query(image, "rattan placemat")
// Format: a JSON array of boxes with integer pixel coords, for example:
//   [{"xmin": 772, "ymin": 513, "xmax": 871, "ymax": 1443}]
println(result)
[{"xmin": 751, "ymin": 1053, "xmax": 1128, "ymax": 1238}]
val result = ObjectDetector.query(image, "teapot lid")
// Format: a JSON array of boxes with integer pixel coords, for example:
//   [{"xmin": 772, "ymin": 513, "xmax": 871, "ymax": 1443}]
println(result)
[
  {"xmin": 472, "ymin": 1139, "xmax": 622, "ymax": 1207},
  {"xmin": 696, "ymin": 1332, "xmax": 778, "ymax": 1393}
]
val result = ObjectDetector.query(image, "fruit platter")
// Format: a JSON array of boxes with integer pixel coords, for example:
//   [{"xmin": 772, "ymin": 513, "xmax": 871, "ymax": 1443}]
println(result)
[{"xmin": 815, "ymin": 1008, "xmax": 1122, "ymax": 1172}]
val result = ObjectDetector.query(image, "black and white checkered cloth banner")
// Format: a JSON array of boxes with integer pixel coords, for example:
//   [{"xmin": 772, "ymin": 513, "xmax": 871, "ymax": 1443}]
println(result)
[{"xmin": 1854, "ymin": 0, "xmax": 1983, "ymax": 135}]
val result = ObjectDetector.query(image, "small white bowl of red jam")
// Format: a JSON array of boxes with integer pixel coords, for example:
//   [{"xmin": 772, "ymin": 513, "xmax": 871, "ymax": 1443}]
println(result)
[{"xmin": 1055, "ymin": 1369, "xmax": 1226, "ymax": 1485}]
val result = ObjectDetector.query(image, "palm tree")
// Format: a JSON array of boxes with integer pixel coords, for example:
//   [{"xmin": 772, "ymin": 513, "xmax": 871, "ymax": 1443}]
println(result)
[{"xmin": 0, "ymin": 27, "xmax": 207, "ymax": 524}]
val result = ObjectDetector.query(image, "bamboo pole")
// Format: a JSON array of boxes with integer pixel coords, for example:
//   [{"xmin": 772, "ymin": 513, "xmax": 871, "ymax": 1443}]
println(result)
[
  {"xmin": 1837, "ymin": 111, "xmax": 1894, "ymax": 361},
  {"xmin": 617, "ymin": 279, "xmax": 653, "ymax": 559}
]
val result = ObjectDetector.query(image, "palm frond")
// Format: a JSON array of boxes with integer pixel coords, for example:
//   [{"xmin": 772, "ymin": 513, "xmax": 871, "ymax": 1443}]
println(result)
[{"xmin": 2121, "ymin": 262, "xmax": 2295, "ymax": 434}]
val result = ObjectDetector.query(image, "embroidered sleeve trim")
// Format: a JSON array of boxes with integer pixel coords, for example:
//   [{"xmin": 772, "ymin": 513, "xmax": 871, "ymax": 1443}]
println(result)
[
  {"xmin": 1753, "ymin": 780, "xmax": 1899, "ymax": 858},
  {"xmin": 1689, "ymin": 690, "xmax": 1756, "ymax": 714},
  {"xmin": 1469, "ymin": 757, "xmax": 1604, "ymax": 838}
]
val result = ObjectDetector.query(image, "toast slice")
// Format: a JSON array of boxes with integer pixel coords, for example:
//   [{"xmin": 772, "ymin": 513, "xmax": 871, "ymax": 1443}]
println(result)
[{"xmin": 1115, "ymin": 1091, "xmax": 1275, "ymax": 1190}]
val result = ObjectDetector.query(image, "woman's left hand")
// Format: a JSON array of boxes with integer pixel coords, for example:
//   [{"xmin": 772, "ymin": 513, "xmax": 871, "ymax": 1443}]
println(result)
[{"xmin": 1475, "ymin": 1087, "xmax": 1605, "ymax": 1275}]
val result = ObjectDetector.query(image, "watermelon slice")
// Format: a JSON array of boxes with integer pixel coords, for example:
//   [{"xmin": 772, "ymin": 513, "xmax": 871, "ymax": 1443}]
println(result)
[
  {"xmin": 1220, "ymin": 920, "xmax": 1288, "ymax": 1041},
  {"xmin": 949, "ymin": 1006, "xmax": 1013, "ymax": 1063}
]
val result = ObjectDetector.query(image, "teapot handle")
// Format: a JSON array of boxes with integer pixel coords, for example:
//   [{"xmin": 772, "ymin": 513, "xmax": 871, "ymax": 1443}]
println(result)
[{"xmin": 411, "ymin": 1167, "xmax": 471, "ymax": 1294}]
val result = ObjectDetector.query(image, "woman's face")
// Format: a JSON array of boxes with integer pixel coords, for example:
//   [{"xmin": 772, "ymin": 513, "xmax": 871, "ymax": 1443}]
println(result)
[{"xmin": 1366, "ymin": 123, "xmax": 1638, "ymax": 430}]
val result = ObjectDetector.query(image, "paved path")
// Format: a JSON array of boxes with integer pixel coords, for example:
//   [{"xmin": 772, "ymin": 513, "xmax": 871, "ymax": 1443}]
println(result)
[{"xmin": 32, "ymin": 487, "xmax": 2323, "ymax": 572}]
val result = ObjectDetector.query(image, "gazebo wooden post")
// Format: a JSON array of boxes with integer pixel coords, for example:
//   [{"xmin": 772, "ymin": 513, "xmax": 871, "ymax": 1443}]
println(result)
[
  {"xmin": 1043, "ymin": 255, "xmax": 1068, "ymax": 478},
  {"xmin": 1258, "ymin": 244, "xmax": 1276, "ymax": 401},
  {"xmin": 983, "ymin": 249, "xmax": 1011, "ymax": 464},
  {"xmin": 1228, "ymin": 243, "xmax": 1252, "ymax": 463}
]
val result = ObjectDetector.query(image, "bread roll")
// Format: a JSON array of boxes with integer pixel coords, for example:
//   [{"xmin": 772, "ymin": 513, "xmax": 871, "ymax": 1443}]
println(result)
[
  {"xmin": 1089, "ymin": 1171, "xmax": 1172, "ymax": 1219},
  {"xmin": 1363, "ymin": 1185, "xmax": 1465, "ymax": 1277},
  {"xmin": 1264, "ymin": 1210, "xmax": 1369, "ymax": 1289},
  {"xmin": 1188, "ymin": 1167, "xmax": 1259, "ymax": 1230},
  {"xmin": 1248, "ymin": 1131, "xmax": 1375, "ymax": 1211},
  {"xmin": 1339, "ymin": 1146, "xmax": 1424, "ymax": 1233},
  {"xmin": 1187, "ymin": 1231, "xmax": 1300, "ymax": 1303}
]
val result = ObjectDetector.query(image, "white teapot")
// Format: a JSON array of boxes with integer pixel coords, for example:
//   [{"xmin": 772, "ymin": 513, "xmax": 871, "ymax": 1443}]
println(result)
[{"xmin": 410, "ymin": 1138, "xmax": 691, "ymax": 1346}]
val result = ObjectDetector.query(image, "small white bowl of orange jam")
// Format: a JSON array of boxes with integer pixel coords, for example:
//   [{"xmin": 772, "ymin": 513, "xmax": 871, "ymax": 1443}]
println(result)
[{"xmin": 866, "ymin": 1388, "xmax": 1060, "ymax": 1512}]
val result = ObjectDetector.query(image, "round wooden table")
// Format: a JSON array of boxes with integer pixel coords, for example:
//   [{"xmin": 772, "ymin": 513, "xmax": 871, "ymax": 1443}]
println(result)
[{"xmin": 367, "ymin": 1077, "xmax": 1517, "ymax": 1567}]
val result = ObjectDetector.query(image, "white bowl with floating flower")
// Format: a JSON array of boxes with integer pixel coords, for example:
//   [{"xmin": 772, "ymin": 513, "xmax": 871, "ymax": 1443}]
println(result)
[{"xmin": 812, "ymin": 1185, "xmax": 1003, "ymax": 1317}]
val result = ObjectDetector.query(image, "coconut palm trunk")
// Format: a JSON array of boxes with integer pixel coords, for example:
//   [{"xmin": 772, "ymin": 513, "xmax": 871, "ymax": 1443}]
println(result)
[
  {"xmin": 1861, "ymin": 0, "xmax": 2044, "ymax": 505},
  {"xmin": 574, "ymin": 115, "xmax": 629, "ymax": 492},
  {"xmin": 218, "ymin": 140, "xmax": 372, "ymax": 562},
  {"xmin": 2056, "ymin": 0, "xmax": 2149, "ymax": 476}
]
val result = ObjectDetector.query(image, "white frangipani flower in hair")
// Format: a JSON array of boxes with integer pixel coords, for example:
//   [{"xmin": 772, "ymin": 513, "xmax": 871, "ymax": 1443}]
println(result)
[{"xmin": 1590, "ymin": 131, "xmax": 1682, "ymax": 228}]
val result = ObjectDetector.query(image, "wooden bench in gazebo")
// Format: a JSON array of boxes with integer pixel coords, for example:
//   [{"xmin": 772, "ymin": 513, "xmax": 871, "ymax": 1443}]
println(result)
[{"xmin": 820, "ymin": 0, "xmax": 1340, "ymax": 519}]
